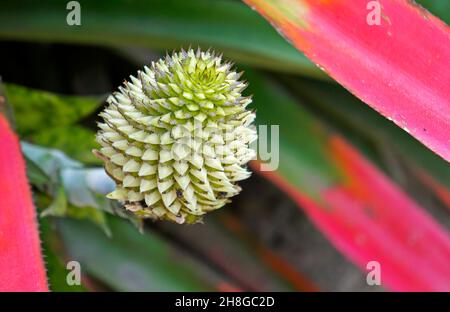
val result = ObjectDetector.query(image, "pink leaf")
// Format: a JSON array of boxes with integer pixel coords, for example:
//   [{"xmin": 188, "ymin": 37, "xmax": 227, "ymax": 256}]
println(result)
[
  {"xmin": 0, "ymin": 115, "xmax": 48, "ymax": 291},
  {"xmin": 245, "ymin": 0, "xmax": 450, "ymax": 162}
]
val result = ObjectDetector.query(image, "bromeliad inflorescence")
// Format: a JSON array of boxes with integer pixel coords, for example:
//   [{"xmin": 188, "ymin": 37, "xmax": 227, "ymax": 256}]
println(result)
[{"xmin": 94, "ymin": 49, "xmax": 257, "ymax": 224}]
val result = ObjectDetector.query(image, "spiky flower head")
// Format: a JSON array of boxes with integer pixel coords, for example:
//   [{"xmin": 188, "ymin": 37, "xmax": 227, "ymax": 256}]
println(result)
[{"xmin": 95, "ymin": 49, "xmax": 257, "ymax": 224}]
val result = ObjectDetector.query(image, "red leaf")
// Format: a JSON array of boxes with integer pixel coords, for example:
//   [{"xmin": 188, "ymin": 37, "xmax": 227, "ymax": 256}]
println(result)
[
  {"xmin": 0, "ymin": 115, "xmax": 48, "ymax": 291},
  {"xmin": 245, "ymin": 0, "xmax": 450, "ymax": 162}
]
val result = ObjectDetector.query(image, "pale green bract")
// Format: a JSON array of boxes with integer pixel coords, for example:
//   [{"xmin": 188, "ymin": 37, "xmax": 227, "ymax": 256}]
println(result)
[{"xmin": 95, "ymin": 49, "xmax": 257, "ymax": 224}]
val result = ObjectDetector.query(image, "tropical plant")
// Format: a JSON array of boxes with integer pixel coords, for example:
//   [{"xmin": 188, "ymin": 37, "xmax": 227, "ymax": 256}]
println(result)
[{"xmin": 0, "ymin": 0, "xmax": 448, "ymax": 291}]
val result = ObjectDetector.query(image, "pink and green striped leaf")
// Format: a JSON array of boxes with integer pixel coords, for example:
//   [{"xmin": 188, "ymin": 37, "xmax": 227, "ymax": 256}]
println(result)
[
  {"xmin": 244, "ymin": 0, "xmax": 450, "ymax": 162},
  {"xmin": 247, "ymin": 70, "xmax": 450, "ymax": 291},
  {"xmin": 284, "ymin": 77, "xmax": 450, "ymax": 209}
]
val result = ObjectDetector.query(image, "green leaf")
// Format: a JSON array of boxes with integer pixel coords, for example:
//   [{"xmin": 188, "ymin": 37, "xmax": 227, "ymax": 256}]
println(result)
[
  {"xmin": 23, "ymin": 142, "xmax": 115, "ymax": 234},
  {"xmin": 39, "ymin": 215, "xmax": 86, "ymax": 292},
  {"xmin": 30, "ymin": 125, "xmax": 100, "ymax": 165},
  {"xmin": 65, "ymin": 205, "xmax": 111, "ymax": 237},
  {"xmin": 415, "ymin": 0, "xmax": 450, "ymax": 24},
  {"xmin": 22, "ymin": 141, "xmax": 142, "ymax": 234},
  {"xmin": 4, "ymin": 83, "xmax": 101, "ymax": 136},
  {"xmin": 57, "ymin": 216, "xmax": 216, "ymax": 291},
  {"xmin": 24, "ymin": 154, "xmax": 50, "ymax": 190},
  {"xmin": 0, "ymin": 0, "xmax": 323, "ymax": 77},
  {"xmin": 246, "ymin": 69, "xmax": 340, "ymax": 197},
  {"xmin": 41, "ymin": 185, "xmax": 68, "ymax": 217}
]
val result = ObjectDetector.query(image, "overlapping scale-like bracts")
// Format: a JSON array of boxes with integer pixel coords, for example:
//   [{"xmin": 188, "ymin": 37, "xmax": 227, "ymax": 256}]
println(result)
[{"xmin": 95, "ymin": 49, "xmax": 257, "ymax": 223}]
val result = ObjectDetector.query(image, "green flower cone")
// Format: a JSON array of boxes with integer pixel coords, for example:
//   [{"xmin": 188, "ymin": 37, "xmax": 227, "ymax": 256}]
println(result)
[{"xmin": 95, "ymin": 49, "xmax": 257, "ymax": 224}]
